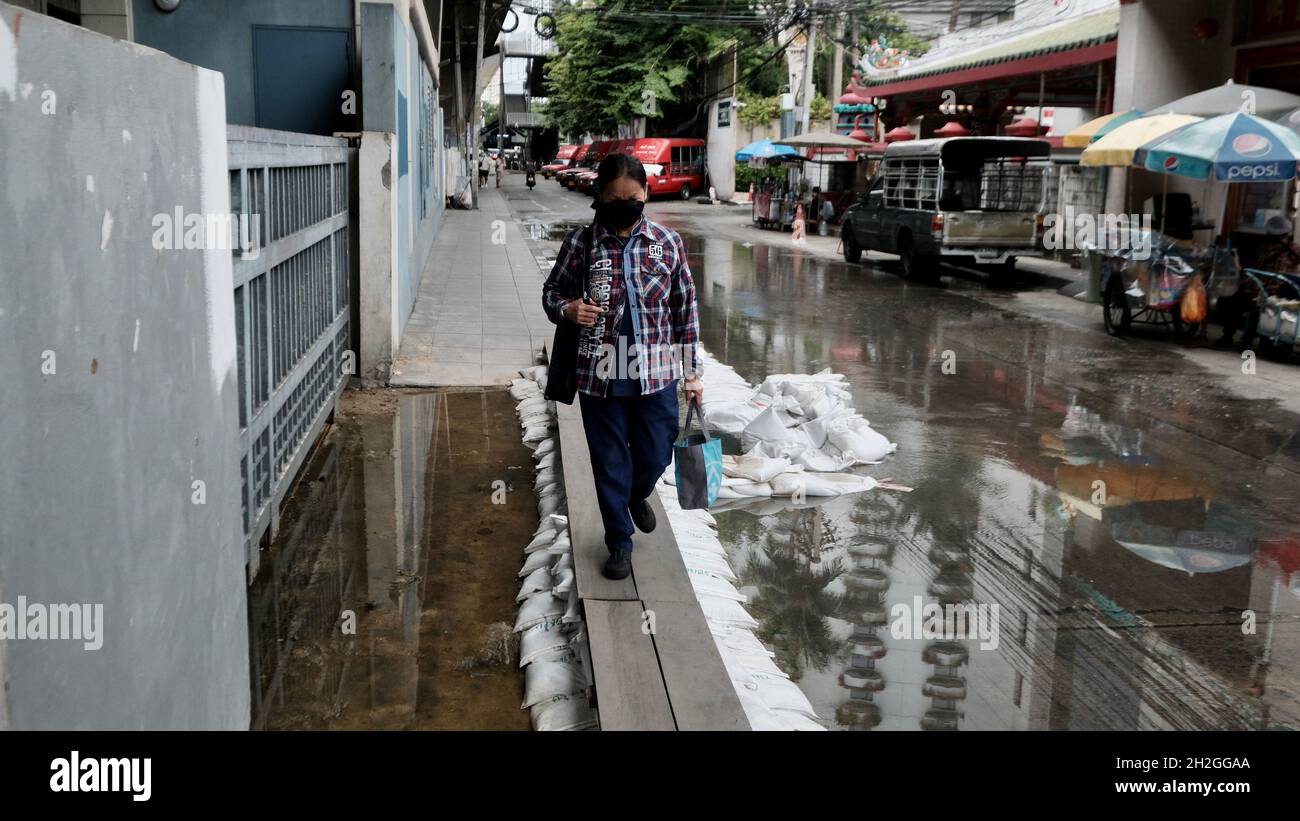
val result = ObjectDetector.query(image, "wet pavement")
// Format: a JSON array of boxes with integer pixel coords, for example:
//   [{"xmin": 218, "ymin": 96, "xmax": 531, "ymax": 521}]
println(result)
[
  {"xmin": 247, "ymin": 388, "xmax": 533, "ymax": 730},
  {"xmin": 514, "ymin": 177, "xmax": 1300, "ymax": 730}
]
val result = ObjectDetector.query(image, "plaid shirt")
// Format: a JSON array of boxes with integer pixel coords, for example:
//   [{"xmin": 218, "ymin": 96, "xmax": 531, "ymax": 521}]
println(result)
[{"xmin": 543, "ymin": 217, "xmax": 699, "ymax": 398}]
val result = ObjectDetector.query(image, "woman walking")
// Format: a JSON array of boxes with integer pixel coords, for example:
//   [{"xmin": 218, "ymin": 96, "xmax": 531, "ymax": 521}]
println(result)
[{"xmin": 542, "ymin": 153, "xmax": 703, "ymax": 579}]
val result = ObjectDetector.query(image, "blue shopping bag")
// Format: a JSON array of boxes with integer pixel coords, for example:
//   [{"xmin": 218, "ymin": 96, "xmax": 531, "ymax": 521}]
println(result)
[{"xmin": 674, "ymin": 398, "xmax": 723, "ymax": 510}]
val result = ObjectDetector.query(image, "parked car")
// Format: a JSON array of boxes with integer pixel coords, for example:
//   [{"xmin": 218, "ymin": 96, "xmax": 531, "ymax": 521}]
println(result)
[
  {"xmin": 555, "ymin": 143, "xmax": 592, "ymax": 188},
  {"xmin": 840, "ymin": 136, "xmax": 1048, "ymax": 280},
  {"xmin": 541, "ymin": 144, "xmax": 577, "ymax": 178}
]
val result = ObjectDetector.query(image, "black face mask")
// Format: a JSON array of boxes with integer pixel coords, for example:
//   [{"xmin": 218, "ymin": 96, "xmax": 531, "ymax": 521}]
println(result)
[{"xmin": 593, "ymin": 198, "xmax": 644, "ymax": 231}]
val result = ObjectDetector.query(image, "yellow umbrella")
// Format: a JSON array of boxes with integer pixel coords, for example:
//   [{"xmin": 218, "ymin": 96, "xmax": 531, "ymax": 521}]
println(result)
[
  {"xmin": 1062, "ymin": 110, "xmax": 1140, "ymax": 148},
  {"xmin": 1079, "ymin": 114, "xmax": 1202, "ymax": 166}
]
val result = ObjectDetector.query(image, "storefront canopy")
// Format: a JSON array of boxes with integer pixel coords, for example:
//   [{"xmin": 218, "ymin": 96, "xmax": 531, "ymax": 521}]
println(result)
[
  {"xmin": 775, "ymin": 132, "xmax": 872, "ymax": 150},
  {"xmin": 860, "ymin": 9, "xmax": 1118, "ymax": 99}
]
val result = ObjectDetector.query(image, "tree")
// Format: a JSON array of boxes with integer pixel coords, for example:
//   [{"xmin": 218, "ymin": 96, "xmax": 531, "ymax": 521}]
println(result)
[
  {"xmin": 544, "ymin": 1, "xmax": 801, "ymax": 138},
  {"xmin": 542, "ymin": 1, "xmax": 930, "ymax": 139}
]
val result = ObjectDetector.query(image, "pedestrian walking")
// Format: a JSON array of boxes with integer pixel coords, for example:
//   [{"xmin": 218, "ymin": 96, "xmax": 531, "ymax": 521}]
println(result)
[
  {"xmin": 478, "ymin": 153, "xmax": 490, "ymax": 188},
  {"xmin": 495, "ymin": 154, "xmax": 504, "ymax": 188},
  {"xmin": 542, "ymin": 153, "xmax": 703, "ymax": 580}
]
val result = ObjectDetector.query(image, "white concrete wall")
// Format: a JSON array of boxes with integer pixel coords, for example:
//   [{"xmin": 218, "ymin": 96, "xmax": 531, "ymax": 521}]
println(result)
[
  {"xmin": 0, "ymin": 4, "xmax": 249, "ymax": 729},
  {"xmin": 1106, "ymin": 0, "xmax": 1239, "ymax": 222},
  {"xmin": 358, "ymin": 130, "xmax": 400, "ymax": 383}
]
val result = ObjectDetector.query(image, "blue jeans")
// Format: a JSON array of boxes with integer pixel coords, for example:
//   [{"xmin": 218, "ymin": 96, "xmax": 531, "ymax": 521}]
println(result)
[{"xmin": 578, "ymin": 382, "xmax": 679, "ymax": 552}]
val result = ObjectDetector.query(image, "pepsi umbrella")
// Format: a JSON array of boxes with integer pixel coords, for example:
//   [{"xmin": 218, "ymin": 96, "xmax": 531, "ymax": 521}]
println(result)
[
  {"xmin": 1135, "ymin": 112, "xmax": 1300, "ymax": 182},
  {"xmin": 736, "ymin": 138, "xmax": 799, "ymax": 162}
]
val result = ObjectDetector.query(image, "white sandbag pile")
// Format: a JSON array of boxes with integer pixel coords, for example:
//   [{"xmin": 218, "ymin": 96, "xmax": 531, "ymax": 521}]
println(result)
[
  {"xmin": 653, "ymin": 482, "xmax": 825, "ymax": 731},
  {"xmin": 695, "ymin": 347, "xmax": 897, "ymax": 472},
  {"xmin": 510, "ymin": 368, "xmax": 599, "ymax": 732},
  {"xmin": 662, "ymin": 445, "xmax": 878, "ymax": 500}
]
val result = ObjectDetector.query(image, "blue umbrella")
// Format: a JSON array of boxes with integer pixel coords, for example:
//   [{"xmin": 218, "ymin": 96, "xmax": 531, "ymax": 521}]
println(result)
[
  {"xmin": 1135, "ymin": 112, "xmax": 1300, "ymax": 182},
  {"xmin": 736, "ymin": 138, "xmax": 798, "ymax": 162}
]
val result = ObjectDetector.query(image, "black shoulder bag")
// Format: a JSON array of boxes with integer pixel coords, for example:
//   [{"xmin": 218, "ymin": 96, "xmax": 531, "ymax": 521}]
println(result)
[{"xmin": 544, "ymin": 225, "xmax": 592, "ymax": 404}]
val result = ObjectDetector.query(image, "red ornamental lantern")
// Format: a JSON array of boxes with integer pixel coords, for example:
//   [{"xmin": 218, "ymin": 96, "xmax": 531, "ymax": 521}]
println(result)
[
  {"xmin": 1193, "ymin": 19, "xmax": 1218, "ymax": 40},
  {"xmin": 884, "ymin": 126, "xmax": 915, "ymax": 143},
  {"xmin": 1004, "ymin": 116, "xmax": 1044, "ymax": 137},
  {"xmin": 848, "ymin": 113, "xmax": 872, "ymax": 141},
  {"xmin": 933, "ymin": 121, "xmax": 970, "ymax": 138}
]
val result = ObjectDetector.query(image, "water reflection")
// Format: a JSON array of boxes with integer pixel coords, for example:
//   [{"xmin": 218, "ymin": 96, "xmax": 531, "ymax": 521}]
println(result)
[
  {"xmin": 247, "ymin": 391, "xmax": 533, "ymax": 730},
  {"xmin": 682, "ymin": 229, "xmax": 1300, "ymax": 731}
]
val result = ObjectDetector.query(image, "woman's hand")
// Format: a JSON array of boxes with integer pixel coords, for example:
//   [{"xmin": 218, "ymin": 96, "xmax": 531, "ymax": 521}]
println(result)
[
  {"xmin": 683, "ymin": 377, "xmax": 704, "ymax": 405},
  {"xmin": 563, "ymin": 298, "xmax": 603, "ymax": 326}
]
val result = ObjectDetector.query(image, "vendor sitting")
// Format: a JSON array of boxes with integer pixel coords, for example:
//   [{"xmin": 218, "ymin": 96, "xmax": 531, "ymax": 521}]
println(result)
[{"xmin": 1216, "ymin": 215, "xmax": 1299, "ymax": 350}]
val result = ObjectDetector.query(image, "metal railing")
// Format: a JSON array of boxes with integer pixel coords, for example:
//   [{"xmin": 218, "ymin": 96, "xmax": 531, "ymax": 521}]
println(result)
[{"xmin": 228, "ymin": 126, "xmax": 353, "ymax": 574}]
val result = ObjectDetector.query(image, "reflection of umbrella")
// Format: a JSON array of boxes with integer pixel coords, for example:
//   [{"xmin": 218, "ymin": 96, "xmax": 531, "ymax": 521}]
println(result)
[
  {"xmin": 1062, "ymin": 109, "xmax": 1142, "ymax": 148},
  {"xmin": 1106, "ymin": 499, "xmax": 1257, "ymax": 575},
  {"xmin": 1154, "ymin": 79, "xmax": 1300, "ymax": 117},
  {"xmin": 736, "ymin": 139, "xmax": 799, "ymax": 162},
  {"xmin": 1135, "ymin": 112, "xmax": 1300, "ymax": 181},
  {"xmin": 1113, "ymin": 524, "xmax": 1254, "ymax": 573},
  {"xmin": 1080, "ymin": 114, "xmax": 1202, "ymax": 167}
]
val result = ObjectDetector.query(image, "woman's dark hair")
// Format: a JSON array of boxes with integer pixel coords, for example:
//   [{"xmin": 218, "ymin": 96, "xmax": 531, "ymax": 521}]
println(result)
[{"xmin": 594, "ymin": 152, "xmax": 647, "ymax": 195}]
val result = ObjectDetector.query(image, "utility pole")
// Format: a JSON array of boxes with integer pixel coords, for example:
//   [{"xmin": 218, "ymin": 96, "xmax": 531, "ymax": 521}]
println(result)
[
  {"xmin": 499, "ymin": 39, "xmax": 508, "ymax": 159},
  {"xmin": 830, "ymin": 13, "xmax": 844, "ymax": 103},
  {"xmin": 471, "ymin": 0, "xmax": 486, "ymax": 209},
  {"xmin": 453, "ymin": 3, "xmax": 465, "ymax": 157},
  {"xmin": 800, "ymin": 17, "xmax": 817, "ymax": 134}
]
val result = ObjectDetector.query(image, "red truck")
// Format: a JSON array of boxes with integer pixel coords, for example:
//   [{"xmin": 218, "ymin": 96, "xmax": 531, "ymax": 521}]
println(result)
[
  {"xmin": 541, "ymin": 144, "xmax": 577, "ymax": 178},
  {"xmin": 622, "ymin": 137, "xmax": 706, "ymax": 200}
]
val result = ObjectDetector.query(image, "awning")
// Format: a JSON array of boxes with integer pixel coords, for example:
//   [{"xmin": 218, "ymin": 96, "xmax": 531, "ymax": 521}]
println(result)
[
  {"xmin": 775, "ymin": 132, "xmax": 873, "ymax": 150},
  {"xmin": 862, "ymin": 10, "xmax": 1118, "ymax": 99}
]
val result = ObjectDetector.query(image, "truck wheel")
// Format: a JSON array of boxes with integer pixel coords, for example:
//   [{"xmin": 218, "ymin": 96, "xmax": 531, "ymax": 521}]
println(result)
[
  {"xmin": 842, "ymin": 226, "xmax": 862, "ymax": 263},
  {"xmin": 1103, "ymin": 277, "xmax": 1131, "ymax": 337},
  {"xmin": 898, "ymin": 234, "xmax": 935, "ymax": 281},
  {"xmin": 679, "ymin": 183, "xmax": 692, "ymax": 201}
]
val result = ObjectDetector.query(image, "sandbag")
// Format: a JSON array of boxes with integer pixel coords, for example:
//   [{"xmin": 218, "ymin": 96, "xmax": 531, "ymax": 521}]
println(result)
[
  {"xmin": 518, "ymin": 616, "xmax": 568, "ymax": 666},
  {"xmin": 522, "ymin": 660, "xmax": 587, "ymax": 709},
  {"xmin": 515, "ymin": 592, "xmax": 566, "ymax": 632},
  {"xmin": 530, "ymin": 693, "xmax": 598, "ymax": 731}
]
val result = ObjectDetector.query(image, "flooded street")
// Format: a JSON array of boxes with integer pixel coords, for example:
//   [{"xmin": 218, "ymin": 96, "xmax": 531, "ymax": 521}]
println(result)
[
  {"xmin": 248, "ymin": 389, "xmax": 532, "ymax": 730},
  {"xmin": 679, "ymin": 228, "xmax": 1300, "ymax": 730},
  {"xmin": 514, "ymin": 183, "xmax": 1300, "ymax": 730}
]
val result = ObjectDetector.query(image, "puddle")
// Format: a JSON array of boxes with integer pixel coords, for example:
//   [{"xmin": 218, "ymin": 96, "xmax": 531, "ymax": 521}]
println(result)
[
  {"xmin": 247, "ymin": 388, "xmax": 536, "ymax": 730},
  {"xmin": 682, "ymin": 231, "xmax": 1300, "ymax": 731}
]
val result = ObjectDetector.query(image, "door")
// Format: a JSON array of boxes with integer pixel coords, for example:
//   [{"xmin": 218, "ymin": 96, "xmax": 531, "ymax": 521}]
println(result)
[
  {"xmin": 857, "ymin": 176, "xmax": 886, "ymax": 250},
  {"xmin": 253, "ymin": 26, "xmax": 353, "ymax": 136}
]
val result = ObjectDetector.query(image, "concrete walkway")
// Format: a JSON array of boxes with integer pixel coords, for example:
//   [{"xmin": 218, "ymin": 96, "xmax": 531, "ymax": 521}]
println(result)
[{"xmin": 390, "ymin": 182, "xmax": 552, "ymax": 387}]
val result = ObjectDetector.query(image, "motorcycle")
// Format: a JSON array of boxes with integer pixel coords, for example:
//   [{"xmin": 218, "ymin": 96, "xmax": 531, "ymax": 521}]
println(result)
[{"xmin": 526, "ymin": 170, "xmax": 536, "ymax": 190}]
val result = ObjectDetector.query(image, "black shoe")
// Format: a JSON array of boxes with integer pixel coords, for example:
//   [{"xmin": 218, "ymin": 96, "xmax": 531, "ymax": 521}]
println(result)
[
  {"xmin": 603, "ymin": 548, "xmax": 632, "ymax": 580},
  {"xmin": 630, "ymin": 498, "xmax": 656, "ymax": 533}
]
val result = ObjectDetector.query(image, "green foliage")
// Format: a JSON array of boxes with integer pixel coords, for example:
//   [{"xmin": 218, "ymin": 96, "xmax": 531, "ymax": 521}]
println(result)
[
  {"xmin": 542, "ymin": 1, "xmax": 928, "ymax": 138},
  {"xmin": 736, "ymin": 92, "xmax": 780, "ymax": 126},
  {"xmin": 809, "ymin": 94, "xmax": 831, "ymax": 122},
  {"xmin": 544, "ymin": 1, "xmax": 734, "ymax": 137},
  {"xmin": 734, "ymin": 162, "xmax": 787, "ymax": 189}
]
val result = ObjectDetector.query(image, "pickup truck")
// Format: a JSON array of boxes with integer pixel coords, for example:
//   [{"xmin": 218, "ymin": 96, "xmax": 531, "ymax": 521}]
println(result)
[{"xmin": 841, "ymin": 137, "xmax": 1049, "ymax": 280}]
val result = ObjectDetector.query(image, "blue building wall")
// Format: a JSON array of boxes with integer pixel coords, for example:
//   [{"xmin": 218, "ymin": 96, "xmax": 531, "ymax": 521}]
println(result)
[
  {"xmin": 361, "ymin": 2, "xmax": 442, "ymax": 331},
  {"xmin": 132, "ymin": 0, "xmax": 355, "ymax": 132}
]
